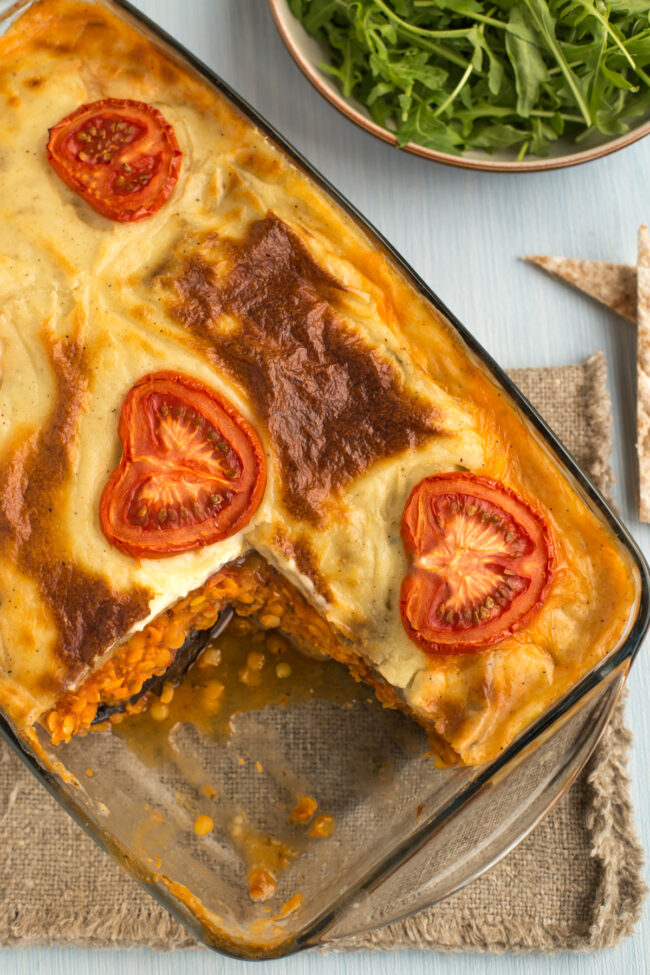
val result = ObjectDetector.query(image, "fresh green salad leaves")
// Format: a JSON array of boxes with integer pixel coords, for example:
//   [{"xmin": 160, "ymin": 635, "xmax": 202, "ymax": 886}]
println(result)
[{"xmin": 288, "ymin": 0, "xmax": 650, "ymax": 156}]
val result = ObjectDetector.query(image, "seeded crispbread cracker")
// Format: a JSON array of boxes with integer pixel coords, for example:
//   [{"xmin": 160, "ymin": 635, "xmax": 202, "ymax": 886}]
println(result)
[
  {"xmin": 637, "ymin": 227, "xmax": 650, "ymax": 522},
  {"xmin": 524, "ymin": 256, "xmax": 637, "ymax": 323}
]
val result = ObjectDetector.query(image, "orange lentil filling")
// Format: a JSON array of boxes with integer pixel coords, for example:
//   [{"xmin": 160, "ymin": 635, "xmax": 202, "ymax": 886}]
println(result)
[
  {"xmin": 46, "ymin": 568, "xmax": 240, "ymax": 745},
  {"xmin": 45, "ymin": 552, "xmax": 460, "ymax": 764},
  {"xmin": 309, "ymin": 814, "xmax": 335, "ymax": 838},
  {"xmin": 45, "ymin": 553, "xmax": 351, "ymax": 744},
  {"xmin": 248, "ymin": 867, "xmax": 277, "ymax": 903},
  {"xmin": 289, "ymin": 795, "xmax": 318, "ymax": 825},
  {"xmin": 44, "ymin": 555, "xmax": 322, "ymax": 743}
]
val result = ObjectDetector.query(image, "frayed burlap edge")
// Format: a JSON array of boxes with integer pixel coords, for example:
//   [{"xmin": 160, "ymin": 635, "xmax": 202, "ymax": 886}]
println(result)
[
  {"xmin": 332, "ymin": 698, "xmax": 646, "ymax": 954},
  {"xmin": 0, "ymin": 905, "xmax": 198, "ymax": 952},
  {"xmin": 586, "ymin": 700, "xmax": 647, "ymax": 947}
]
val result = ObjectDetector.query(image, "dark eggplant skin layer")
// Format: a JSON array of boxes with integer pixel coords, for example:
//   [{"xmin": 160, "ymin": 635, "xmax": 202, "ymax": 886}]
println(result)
[{"xmin": 92, "ymin": 606, "xmax": 234, "ymax": 723}]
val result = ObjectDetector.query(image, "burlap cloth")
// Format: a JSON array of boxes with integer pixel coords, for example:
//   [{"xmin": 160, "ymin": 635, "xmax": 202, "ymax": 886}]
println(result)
[{"xmin": 0, "ymin": 353, "xmax": 645, "ymax": 953}]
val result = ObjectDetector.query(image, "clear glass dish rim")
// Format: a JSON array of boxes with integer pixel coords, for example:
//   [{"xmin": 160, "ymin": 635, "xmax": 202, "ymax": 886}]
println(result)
[{"xmin": 0, "ymin": 0, "xmax": 648, "ymax": 960}]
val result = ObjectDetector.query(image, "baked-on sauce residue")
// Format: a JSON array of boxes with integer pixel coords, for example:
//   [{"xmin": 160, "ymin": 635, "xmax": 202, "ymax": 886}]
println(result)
[
  {"xmin": 0, "ymin": 334, "xmax": 150, "ymax": 681},
  {"xmin": 168, "ymin": 214, "xmax": 441, "ymax": 522}
]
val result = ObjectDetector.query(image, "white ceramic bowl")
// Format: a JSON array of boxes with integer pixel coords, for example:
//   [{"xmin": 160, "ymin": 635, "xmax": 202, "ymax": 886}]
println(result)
[{"xmin": 269, "ymin": 0, "xmax": 650, "ymax": 172}]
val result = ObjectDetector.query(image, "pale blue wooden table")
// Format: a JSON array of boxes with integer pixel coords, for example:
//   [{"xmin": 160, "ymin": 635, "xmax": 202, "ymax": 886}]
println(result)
[{"xmin": 4, "ymin": 1, "xmax": 649, "ymax": 972}]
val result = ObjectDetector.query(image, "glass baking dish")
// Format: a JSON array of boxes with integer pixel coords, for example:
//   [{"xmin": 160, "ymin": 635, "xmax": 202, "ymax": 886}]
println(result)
[{"xmin": 0, "ymin": 0, "xmax": 648, "ymax": 960}]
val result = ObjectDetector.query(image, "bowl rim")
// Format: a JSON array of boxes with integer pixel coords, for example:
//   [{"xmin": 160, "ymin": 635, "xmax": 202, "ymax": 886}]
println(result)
[{"xmin": 268, "ymin": 0, "xmax": 650, "ymax": 173}]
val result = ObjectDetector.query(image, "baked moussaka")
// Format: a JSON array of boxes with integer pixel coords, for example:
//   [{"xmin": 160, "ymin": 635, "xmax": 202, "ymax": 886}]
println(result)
[{"xmin": 0, "ymin": 0, "xmax": 637, "ymax": 767}]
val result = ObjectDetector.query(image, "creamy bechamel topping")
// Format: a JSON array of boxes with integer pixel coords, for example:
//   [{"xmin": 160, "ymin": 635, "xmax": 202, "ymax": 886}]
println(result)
[{"xmin": 0, "ymin": 0, "xmax": 637, "ymax": 764}]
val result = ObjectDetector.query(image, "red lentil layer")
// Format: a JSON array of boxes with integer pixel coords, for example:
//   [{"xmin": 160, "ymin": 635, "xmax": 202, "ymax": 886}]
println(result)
[
  {"xmin": 46, "ymin": 569, "xmax": 235, "ymax": 744},
  {"xmin": 46, "ymin": 553, "xmax": 460, "ymax": 763},
  {"xmin": 46, "ymin": 552, "xmax": 341, "ymax": 744}
]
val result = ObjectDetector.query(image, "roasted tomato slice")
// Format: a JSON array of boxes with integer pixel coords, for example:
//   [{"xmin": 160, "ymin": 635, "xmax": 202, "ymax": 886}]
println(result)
[
  {"xmin": 100, "ymin": 372, "xmax": 266, "ymax": 559},
  {"xmin": 400, "ymin": 473, "xmax": 554, "ymax": 654},
  {"xmin": 46, "ymin": 98, "xmax": 181, "ymax": 222}
]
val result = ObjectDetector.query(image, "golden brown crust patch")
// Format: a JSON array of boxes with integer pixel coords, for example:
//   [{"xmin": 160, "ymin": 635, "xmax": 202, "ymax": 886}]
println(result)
[
  {"xmin": 166, "ymin": 214, "xmax": 441, "ymax": 522},
  {"xmin": 268, "ymin": 526, "xmax": 333, "ymax": 603},
  {"xmin": 0, "ymin": 333, "xmax": 151, "ymax": 683}
]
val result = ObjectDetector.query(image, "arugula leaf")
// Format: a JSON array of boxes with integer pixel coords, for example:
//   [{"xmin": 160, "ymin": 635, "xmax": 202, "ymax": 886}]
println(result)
[
  {"xmin": 471, "ymin": 121, "xmax": 530, "ymax": 145},
  {"xmin": 396, "ymin": 103, "xmax": 465, "ymax": 150},
  {"xmin": 601, "ymin": 60, "xmax": 640, "ymax": 89},
  {"xmin": 505, "ymin": 6, "xmax": 550, "ymax": 115},
  {"xmin": 607, "ymin": 0, "xmax": 650, "ymax": 13},
  {"xmin": 292, "ymin": 0, "xmax": 650, "ymax": 156},
  {"xmin": 529, "ymin": 115, "xmax": 557, "ymax": 153},
  {"xmin": 521, "ymin": 0, "xmax": 592, "ymax": 123},
  {"xmin": 300, "ymin": 0, "xmax": 342, "ymax": 33}
]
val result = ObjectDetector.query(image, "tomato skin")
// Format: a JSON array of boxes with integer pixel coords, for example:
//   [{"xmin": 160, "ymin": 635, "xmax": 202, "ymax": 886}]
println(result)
[
  {"xmin": 47, "ymin": 98, "xmax": 181, "ymax": 222},
  {"xmin": 100, "ymin": 372, "xmax": 266, "ymax": 559},
  {"xmin": 400, "ymin": 472, "xmax": 554, "ymax": 655}
]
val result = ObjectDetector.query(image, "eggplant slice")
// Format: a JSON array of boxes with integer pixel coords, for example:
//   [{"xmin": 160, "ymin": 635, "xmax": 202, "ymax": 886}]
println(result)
[{"xmin": 92, "ymin": 606, "xmax": 235, "ymax": 724}]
